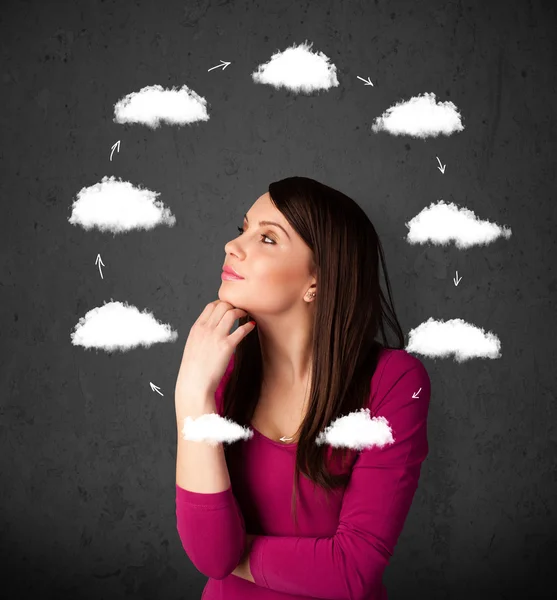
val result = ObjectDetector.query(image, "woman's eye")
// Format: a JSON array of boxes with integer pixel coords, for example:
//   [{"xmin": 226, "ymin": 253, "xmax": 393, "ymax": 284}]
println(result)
[{"xmin": 235, "ymin": 226, "xmax": 275, "ymax": 245}]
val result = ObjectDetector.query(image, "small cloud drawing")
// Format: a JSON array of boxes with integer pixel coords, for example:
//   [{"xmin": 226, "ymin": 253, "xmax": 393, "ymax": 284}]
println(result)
[
  {"xmin": 180, "ymin": 413, "xmax": 254, "ymax": 446},
  {"xmin": 372, "ymin": 92, "xmax": 464, "ymax": 138},
  {"xmin": 405, "ymin": 200, "xmax": 512, "ymax": 249},
  {"xmin": 252, "ymin": 40, "xmax": 339, "ymax": 93},
  {"xmin": 315, "ymin": 409, "xmax": 395, "ymax": 451},
  {"xmin": 113, "ymin": 84, "xmax": 209, "ymax": 128},
  {"xmin": 68, "ymin": 176, "xmax": 176, "ymax": 234},
  {"xmin": 406, "ymin": 317, "xmax": 502, "ymax": 362},
  {"xmin": 71, "ymin": 301, "xmax": 178, "ymax": 352}
]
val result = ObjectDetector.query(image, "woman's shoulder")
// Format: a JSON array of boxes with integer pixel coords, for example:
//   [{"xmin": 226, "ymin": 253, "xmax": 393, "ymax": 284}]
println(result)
[
  {"xmin": 375, "ymin": 347, "xmax": 428, "ymax": 375},
  {"xmin": 369, "ymin": 347, "xmax": 430, "ymax": 406}
]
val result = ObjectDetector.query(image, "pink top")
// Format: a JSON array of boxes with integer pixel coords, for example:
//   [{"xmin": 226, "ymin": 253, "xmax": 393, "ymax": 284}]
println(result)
[{"xmin": 176, "ymin": 347, "xmax": 431, "ymax": 599}]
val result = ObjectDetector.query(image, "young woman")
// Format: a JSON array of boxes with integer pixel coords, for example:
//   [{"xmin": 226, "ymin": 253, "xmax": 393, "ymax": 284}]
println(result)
[{"xmin": 175, "ymin": 176, "xmax": 431, "ymax": 599}]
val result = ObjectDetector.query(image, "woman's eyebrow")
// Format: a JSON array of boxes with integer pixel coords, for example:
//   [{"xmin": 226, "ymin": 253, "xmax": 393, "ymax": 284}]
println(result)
[{"xmin": 244, "ymin": 213, "xmax": 290, "ymax": 240}]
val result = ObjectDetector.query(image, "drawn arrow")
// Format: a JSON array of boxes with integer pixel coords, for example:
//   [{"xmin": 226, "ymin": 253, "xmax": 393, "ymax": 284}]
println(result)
[
  {"xmin": 208, "ymin": 60, "xmax": 231, "ymax": 72},
  {"xmin": 150, "ymin": 382, "xmax": 164, "ymax": 396},
  {"xmin": 356, "ymin": 75, "xmax": 374, "ymax": 86},
  {"xmin": 436, "ymin": 156, "xmax": 446, "ymax": 173},
  {"xmin": 110, "ymin": 140, "xmax": 120, "ymax": 161},
  {"xmin": 95, "ymin": 254, "xmax": 105, "ymax": 279},
  {"xmin": 454, "ymin": 271, "xmax": 462, "ymax": 286}
]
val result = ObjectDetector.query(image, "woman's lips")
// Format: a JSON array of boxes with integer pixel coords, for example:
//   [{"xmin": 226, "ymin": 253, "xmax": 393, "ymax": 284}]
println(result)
[
  {"xmin": 221, "ymin": 271, "xmax": 244, "ymax": 280},
  {"xmin": 222, "ymin": 265, "xmax": 244, "ymax": 278}
]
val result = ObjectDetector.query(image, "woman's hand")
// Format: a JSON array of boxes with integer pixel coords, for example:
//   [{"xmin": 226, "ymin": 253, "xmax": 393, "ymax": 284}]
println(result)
[{"xmin": 175, "ymin": 300, "xmax": 256, "ymax": 421}]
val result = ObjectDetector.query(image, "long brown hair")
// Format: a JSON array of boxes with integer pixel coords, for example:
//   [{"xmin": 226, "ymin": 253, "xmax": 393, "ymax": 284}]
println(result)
[{"xmin": 222, "ymin": 176, "xmax": 405, "ymax": 531}]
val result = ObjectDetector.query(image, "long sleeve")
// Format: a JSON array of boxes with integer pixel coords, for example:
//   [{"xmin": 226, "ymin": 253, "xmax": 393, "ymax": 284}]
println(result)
[
  {"xmin": 175, "ymin": 354, "xmax": 247, "ymax": 580},
  {"xmin": 176, "ymin": 484, "xmax": 247, "ymax": 579},
  {"xmin": 248, "ymin": 360, "xmax": 431, "ymax": 600}
]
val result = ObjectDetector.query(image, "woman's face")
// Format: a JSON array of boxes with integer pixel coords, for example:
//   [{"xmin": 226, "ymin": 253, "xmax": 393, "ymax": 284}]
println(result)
[{"xmin": 219, "ymin": 192, "xmax": 315, "ymax": 317}]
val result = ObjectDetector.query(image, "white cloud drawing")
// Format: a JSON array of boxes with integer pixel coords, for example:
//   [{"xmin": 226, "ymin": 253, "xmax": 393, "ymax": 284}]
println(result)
[
  {"xmin": 405, "ymin": 199, "xmax": 512, "ymax": 249},
  {"xmin": 181, "ymin": 413, "xmax": 254, "ymax": 447},
  {"xmin": 71, "ymin": 301, "xmax": 178, "ymax": 351},
  {"xmin": 406, "ymin": 318, "xmax": 502, "ymax": 362},
  {"xmin": 372, "ymin": 92, "xmax": 464, "ymax": 138},
  {"xmin": 113, "ymin": 84, "xmax": 209, "ymax": 128},
  {"xmin": 252, "ymin": 40, "xmax": 339, "ymax": 93},
  {"xmin": 315, "ymin": 409, "xmax": 395, "ymax": 451},
  {"xmin": 67, "ymin": 175, "xmax": 175, "ymax": 234}
]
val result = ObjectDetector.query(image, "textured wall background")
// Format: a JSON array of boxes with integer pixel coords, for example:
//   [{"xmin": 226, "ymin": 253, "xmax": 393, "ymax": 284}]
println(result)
[{"xmin": 1, "ymin": 0, "xmax": 556, "ymax": 598}]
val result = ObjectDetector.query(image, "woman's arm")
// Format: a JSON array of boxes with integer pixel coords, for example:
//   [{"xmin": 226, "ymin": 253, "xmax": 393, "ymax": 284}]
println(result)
[{"xmin": 176, "ymin": 392, "xmax": 231, "ymax": 493}]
